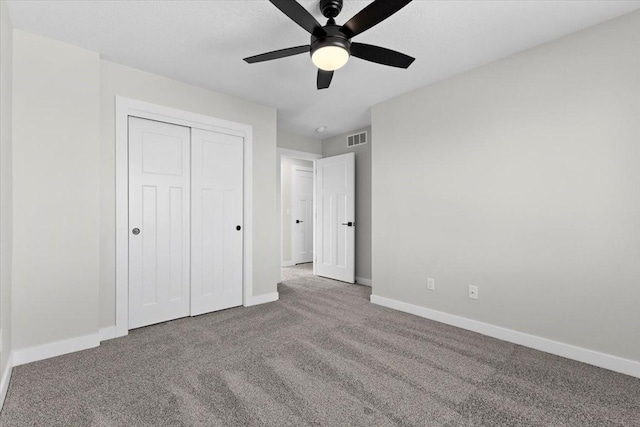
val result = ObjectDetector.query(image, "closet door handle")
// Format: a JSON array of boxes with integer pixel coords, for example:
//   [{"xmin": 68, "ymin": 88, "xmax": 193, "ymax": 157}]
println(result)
[
  {"xmin": 296, "ymin": 220, "xmax": 303, "ymax": 224},
  {"xmin": 236, "ymin": 225, "xmax": 242, "ymax": 231},
  {"xmin": 132, "ymin": 228, "xmax": 141, "ymax": 235}
]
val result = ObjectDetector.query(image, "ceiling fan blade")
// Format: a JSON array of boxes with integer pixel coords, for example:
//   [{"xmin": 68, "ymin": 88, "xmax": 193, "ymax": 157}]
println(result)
[
  {"xmin": 243, "ymin": 45, "xmax": 310, "ymax": 64},
  {"xmin": 269, "ymin": 0, "xmax": 326, "ymax": 37},
  {"xmin": 350, "ymin": 43, "xmax": 415, "ymax": 68},
  {"xmin": 317, "ymin": 69, "xmax": 334, "ymax": 90},
  {"xmin": 340, "ymin": 0, "xmax": 412, "ymax": 39}
]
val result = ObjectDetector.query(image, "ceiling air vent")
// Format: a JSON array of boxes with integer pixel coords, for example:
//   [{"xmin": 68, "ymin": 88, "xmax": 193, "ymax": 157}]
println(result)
[{"xmin": 347, "ymin": 131, "xmax": 367, "ymax": 147}]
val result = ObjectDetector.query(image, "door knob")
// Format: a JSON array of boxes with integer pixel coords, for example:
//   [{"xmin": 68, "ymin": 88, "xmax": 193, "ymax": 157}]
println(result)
[
  {"xmin": 236, "ymin": 225, "xmax": 241, "ymax": 231},
  {"xmin": 296, "ymin": 220, "xmax": 303, "ymax": 224},
  {"xmin": 132, "ymin": 228, "xmax": 140, "ymax": 235},
  {"xmin": 341, "ymin": 222, "xmax": 355, "ymax": 227}
]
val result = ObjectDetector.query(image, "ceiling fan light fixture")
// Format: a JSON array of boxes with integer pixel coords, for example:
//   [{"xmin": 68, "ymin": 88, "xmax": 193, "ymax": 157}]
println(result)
[
  {"xmin": 310, "ymin": 31, "xmax": 351, "ymax": 71},
  {"xmin": 312, "ymin": 45, "xmax": 349, "ymax": 71}
]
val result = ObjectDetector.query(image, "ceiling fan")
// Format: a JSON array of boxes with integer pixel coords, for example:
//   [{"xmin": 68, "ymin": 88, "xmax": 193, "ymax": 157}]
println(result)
[{"xmin": 243, "ymin": 0, "xmax": 415, "ymax": 90}]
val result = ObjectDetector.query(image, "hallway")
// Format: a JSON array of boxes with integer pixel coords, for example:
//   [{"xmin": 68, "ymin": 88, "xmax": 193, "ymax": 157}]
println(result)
[{"xmin": 279, "ymin": 263, "xmax": 351, "ymax": 292}]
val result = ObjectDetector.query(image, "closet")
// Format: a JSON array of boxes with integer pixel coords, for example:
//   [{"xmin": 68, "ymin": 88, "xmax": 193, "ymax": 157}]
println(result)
[{"xmin": 127, "ymin": 117, "xmax": 243, "ymax": 329}]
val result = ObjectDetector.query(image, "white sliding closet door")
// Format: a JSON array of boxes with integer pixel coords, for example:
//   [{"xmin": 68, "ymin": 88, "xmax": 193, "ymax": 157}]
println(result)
[
  {"xmin": 191, "ymin": 128, "xmax": 244, "ymax": 315},
  {"xmin": 128, "ymin": 117, "xmax": 191, "ymax": 329}
]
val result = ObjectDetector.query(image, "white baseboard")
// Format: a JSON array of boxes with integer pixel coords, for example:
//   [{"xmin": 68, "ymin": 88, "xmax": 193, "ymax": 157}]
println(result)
[
  {"xmin": 245, "ymin": 292, "xmax": 279, "ymax": 307},
  {"xmin": 99, "ymin": 326, "xmax": 116, "ymax": 342},
  {"xmin": 0, "ymin": 352, "xmax": 13, "ymax": 411},
  {"xmin": 12, "ymin": 333, "xmax": 100, "ymax": 367},
  {"xmin": 370, "ymin": 294, "xmax": 640, "ymax": 379},
  {"xmin": 356, "ymin": 277, "xmax": 372, "ymax": 287},
  {"xmin": 281, "ymin": 261, "xmax": 295, "ymax": 267}
]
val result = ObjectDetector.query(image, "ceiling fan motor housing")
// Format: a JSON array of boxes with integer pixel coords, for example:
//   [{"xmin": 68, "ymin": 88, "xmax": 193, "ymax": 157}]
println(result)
[
  {"xmin": 320, "ymin": 0, "xmax": 343, "ymax": 18},
  {"xmin": 310, "ymin": 24, "xmax": 352, "ymax": 58}
]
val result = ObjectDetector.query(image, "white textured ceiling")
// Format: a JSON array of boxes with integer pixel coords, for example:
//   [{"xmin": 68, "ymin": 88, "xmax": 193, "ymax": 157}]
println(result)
[{"xmin": 6, "ymin": 0, "xmax": 640, "ymax": 138}]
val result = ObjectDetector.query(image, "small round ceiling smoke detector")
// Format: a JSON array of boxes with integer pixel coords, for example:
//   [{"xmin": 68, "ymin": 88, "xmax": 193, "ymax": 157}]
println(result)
[{"xmin": 316, "ymin": 126, "xmax": 327, "ymax": 133}]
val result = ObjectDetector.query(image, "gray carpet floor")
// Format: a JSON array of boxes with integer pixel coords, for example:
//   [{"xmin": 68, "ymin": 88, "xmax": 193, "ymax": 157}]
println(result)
[{"xmin": 1, "ymin": 263, "xmax": 639, "ymax": 426}]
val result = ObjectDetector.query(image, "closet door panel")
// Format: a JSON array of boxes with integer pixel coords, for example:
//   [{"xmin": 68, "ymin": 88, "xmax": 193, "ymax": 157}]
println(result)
[
  {"xmin": 191, "ymin": 128, "xmax": 244, "ymax": 315},
  {"xmin": 128, "ymin": 117, "xmax": 190, "ymax": 329}
]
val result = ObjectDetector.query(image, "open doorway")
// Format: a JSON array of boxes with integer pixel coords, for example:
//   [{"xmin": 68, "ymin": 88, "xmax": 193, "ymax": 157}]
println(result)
[
  {"xmin": 282, "ymin": 158, "xmax": 313, "ymax": 267},
  {"xmin": 276, "ymin": 149, "xmax": 357, "ymax": 285},
  {"xmin": 291, "ymin": 165, "xmax": 314, "ymax": 264},
  {"xmin": 276, "ymin": 149, "xmax": 322, "ymax": 282}
]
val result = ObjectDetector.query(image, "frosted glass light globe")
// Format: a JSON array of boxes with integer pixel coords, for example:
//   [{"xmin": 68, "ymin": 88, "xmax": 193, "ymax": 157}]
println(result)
[{"xmin": 312, "ymin": 45, "xmax": 349, "ymax": 71}]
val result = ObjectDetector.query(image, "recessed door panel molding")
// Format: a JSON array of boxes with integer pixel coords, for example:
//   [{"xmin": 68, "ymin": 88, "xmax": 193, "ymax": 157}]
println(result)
[
  {"xmin": 200, "ymin": 188, "xmax": 216, "ymax": 297},
  {"xmin": 321, "ymin": 194, "xmax": 332, "ymax": 264},
  {"xmin": 141, "ymin": 185, "xmax": 158, "ymax": 306},
  {"xmin": 336, "ymin": 193, "xmax": 347, "ymax": 268},
  {"xmin": 128, "ymin": 117, "xmax": 191, "ymax": 329},
  {"xmin": 315, "ymin": 153, "xmax": 355, "ymax": 283},
  {"xmin": 142, "ymin": 133, "xmax": 184, "ymax": 175},
  {"xmin": 191, "ymin": 128, "xmax": 244, "ymax": 316},
  {"xmin": 169, "ymin": 187, "xmax": 185, "ymax": 301}
]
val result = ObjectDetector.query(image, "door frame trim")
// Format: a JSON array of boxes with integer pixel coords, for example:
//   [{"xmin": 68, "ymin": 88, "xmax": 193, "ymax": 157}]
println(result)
[
  {"xmin": 115, "ymin": 96, "xmax": 254, "ymax": 338},
  {"xmin": 291, "ymin": 166, "xmax": 314, "ymax": 265},
  {"xmin": 276, "ymin": 148, "xmax": 322, "ymax": 271}
]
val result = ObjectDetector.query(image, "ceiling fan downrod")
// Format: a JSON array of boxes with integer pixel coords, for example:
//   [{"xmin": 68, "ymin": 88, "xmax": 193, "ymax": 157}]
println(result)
[{"xmin": 320, "ymin": 0, "xmax": 343, "ymax": 19}]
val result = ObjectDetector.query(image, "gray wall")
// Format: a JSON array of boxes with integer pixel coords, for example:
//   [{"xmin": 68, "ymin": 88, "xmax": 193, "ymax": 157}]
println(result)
[
  {"xmin": 372, "ymin": 11, "xmax": 640, "ymax": 361},
  {"xmin": 281, "ymin": 157, "xmax": 313, "ymax": 264},
  {"xmin": 322, "ymin": 127, "xmax": 372, "ymax": 281},
  {"xmin": 277, "ymin": 129, "xmax": 322, "ymax": 154},
  {"xmin": 0, "ymin": 0, "xmax": 13, "ymax": 379},
  {"xmin": 12, "ymin": 30, "xmax": 101, "ymax": 350}
]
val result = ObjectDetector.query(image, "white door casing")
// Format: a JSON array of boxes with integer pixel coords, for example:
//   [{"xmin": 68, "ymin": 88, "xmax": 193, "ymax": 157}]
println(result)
[
  {"xmin": 315, "ymin": 153, "xmax": 355, "ymax": 283},
  {"xmin": 293, "ymin": 167, "xmax": 314, "ymax": 264},
  {"xmin": 128, "ymin": 117, "xmax": 191, "ymax": 329},
  {"xmin": 191, "ymin": 128, "xmax": 244, "ymax": 315}
]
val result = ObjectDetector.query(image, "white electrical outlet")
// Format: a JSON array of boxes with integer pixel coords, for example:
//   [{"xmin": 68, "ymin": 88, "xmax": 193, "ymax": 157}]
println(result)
[
  {"xmin": 427, "ymin": 277, "xmax": 435, "ymax": 291},
  {"xmin": 468, "ymin": 285, "xmax": 478, "ymax": 300}
]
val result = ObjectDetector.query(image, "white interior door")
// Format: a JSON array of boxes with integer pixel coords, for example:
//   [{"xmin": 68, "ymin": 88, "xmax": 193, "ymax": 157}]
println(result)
[
  {"xmin": 128, "ymin": 117, "xmax": 191, "ymax": 329},
  {"xmin": 293, "ymin": 167, "xmax": 314, "ymax": 264},
  {"xmin": 191, "ymin": 128, "xmax": 244, "ymax": 316},
  {"xmin": 315, "ymin": 153, "xmax": 355, "ymax": 283}
]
